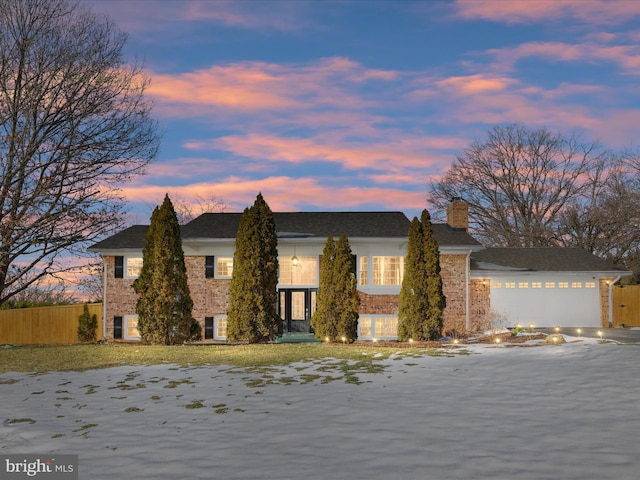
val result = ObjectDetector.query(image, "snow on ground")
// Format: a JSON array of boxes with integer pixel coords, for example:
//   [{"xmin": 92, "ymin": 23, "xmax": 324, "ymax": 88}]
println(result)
[{"xmin": 1, "ymin": 338, "xmax": 640, "ymax": 480}]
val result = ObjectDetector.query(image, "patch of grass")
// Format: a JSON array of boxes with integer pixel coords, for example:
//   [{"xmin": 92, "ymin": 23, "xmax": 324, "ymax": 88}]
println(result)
[
  {"xmin": 7, "ymin": 418, "xmax": 36, "ymax": 424},
  {"xmin": 212, "ymin": 403, "xmax": 228, "ymax": 414},
  {"xmin": 51, "ymin": 433, "xmax": 64, "ymax": 439},
  {"xmin": 0, "ymin": 378, "xmax": 19, "ymax": 384},
  {"xmin": 164, "ymin": 378, "xmax": 195, "ymax": 389},
  {"xmin": 184, "ymin": 400, "xmax": 205, "ymax": 409},
  {"xmin": 124, "ymin": 407, "xmax": 143, "ymax": 413},
  {"xmin": 72, "ymin": 423, "xmax": 98, "ymax": 432},
  {"xmin": 0, "ymin": 343, "xmax": 445, "ymax": 374}
]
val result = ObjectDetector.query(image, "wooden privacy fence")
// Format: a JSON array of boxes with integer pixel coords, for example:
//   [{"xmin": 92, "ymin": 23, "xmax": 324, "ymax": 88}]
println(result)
[
  {"xmin": 612, "ymin": 285, "xmax": 640, "ymax": 327},
  {"xmin": 0, "ymin": 304, "xmax": 103, "ymax": 345}
]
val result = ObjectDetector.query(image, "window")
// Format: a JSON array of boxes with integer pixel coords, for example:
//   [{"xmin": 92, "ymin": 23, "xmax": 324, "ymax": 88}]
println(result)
[
  {"xmin": 572, "ymin": 282, "xmax": 582, "ymax": 288},
  {"xmin": 518, "ymin": 282, "xmax": 529, "ymax": 289},
  {"xmin": 359, "ymin": 317, "xmax": 372, "ymax": 338},
  {"xmin": 124, "ymin": 315, "xmax": 140, "ymax": 340},
  {"xmin": 373, "ymin": 256, "xmax": 405, "ymax": 285},
  {"xmin": 532, "ymin": 282, "xmax": 542, "ymax": 289},
  {"xmin": 585, "ymin": 281, "xmax": 596, "ymax": 289},
  {"xmin": 492, "ymin": 282, "xmax": 502, "ymax": 289},
  {"xmin": 217, "ymin": 257, "xmax": 233, "ymax": 277},
  {"xmin": 359, "ymin": 256, "xmax": 368, "ymax": 286},
  {"xmin": 215, "ymin": 316, "xmax": 227, "ymax": 340},
  {"xmin": 545, "ymin": 282, "xmax": 555, "ymax": 289},
  {"xmin": 126, "ymin": 257, "xmax": 143, "ymax": 278},
  {"xmin": 358, "ymin": 316, "xmax": 398, "ymax": 339},
  {"xmin": 505, "ymin": 282, "xmax": 515, "ymax": 289},
  {"xmin": 558, "ymin": 282, "xmax": 569, "ymax": 289},
  {"xmin": 279, "ymin": 256, "xmax": 317, "ymax": 286}
]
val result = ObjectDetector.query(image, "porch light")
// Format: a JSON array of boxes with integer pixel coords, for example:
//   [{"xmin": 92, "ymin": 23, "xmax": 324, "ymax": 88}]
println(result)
[{"xmin": 291, "ymin": 255, "xmax": 299, "ymax": 267}]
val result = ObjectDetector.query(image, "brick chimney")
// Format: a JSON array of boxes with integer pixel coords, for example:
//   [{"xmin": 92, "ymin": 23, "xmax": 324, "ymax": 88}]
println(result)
[{"xmin": 446, "ymin": 197, "xmax": 468, "ymax": 231}]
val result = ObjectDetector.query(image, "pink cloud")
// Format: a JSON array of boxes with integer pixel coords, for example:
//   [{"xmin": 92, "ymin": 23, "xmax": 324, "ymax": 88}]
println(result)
[
  {"xmin": 487, "ymin": 41, "xmax": 640, "ymax": 75},
  {"xmin": 120, "ymin": 176, "xmax": 426, "ymax": 215},
  {"xmin": 452, "ymin": 0, "xmax": 640, "ymax": 25},
  {"xmin": 435, "ymin": 74, "xmax": 516, "ymax": 95},
  {"xmin": 186, "ymin": 134, "xmax": 454, "ymax": 173},
  {"xmin": 147, "ymin": 58, "xmax": 398, "ymax": 116}
]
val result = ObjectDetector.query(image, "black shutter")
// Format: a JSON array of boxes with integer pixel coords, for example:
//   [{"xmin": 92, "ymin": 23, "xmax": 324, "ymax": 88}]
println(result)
[
  {"xmin": 205, "ymin": 256, "xmax": 215, "ymax": 278},
  {"xmin": 351, "ymin": 254, "xmax": 357, "ymax": 276},
  {"xmin": 205, "ymin": 317, "xmax": 214, "ymax": 339},
  {"xmin": 114, "ymin": 316, "xmax": 123, "ymax": 339},
  {"xmin": 115, "ymin": 256, "xmax": 124, "ymax": 278}
]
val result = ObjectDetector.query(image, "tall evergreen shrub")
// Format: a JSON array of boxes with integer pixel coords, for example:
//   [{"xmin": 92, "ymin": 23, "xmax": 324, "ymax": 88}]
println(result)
[
  {"xmin": 397, "ymin": 210, "xmax": 446, "ymax": 340},
  {"xmin": 227, "ymin": 193, "xmax": 281, "ymax": 342},
  {"xmin": 134, "ymin": 194, "xmax": 200, "ymax": 344},
  {"xmin": 311, "ymin": 234, "xmax": 359, "ymax": 342}
]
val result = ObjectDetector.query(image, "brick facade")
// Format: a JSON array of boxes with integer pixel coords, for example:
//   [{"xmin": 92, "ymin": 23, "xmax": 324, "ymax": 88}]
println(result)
[
  {"xmin": 439, "ymin": 254, "xmax": 468, "ymax": 334},
  {"xmin": 103, "ymin": 253, "xmax": 477, "ymax": 340}
]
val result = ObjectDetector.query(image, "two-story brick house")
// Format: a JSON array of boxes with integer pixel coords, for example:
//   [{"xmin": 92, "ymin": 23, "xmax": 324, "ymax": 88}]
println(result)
[{"xmin": 89, "ymin": 199, "xmax": 628, "ymax": 341}]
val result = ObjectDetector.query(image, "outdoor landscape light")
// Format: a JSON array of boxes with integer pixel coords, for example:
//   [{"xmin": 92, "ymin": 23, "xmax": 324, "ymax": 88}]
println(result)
[
  {"xmin": 341, "ymin": 336, "xmax": 346, "ymax": 344},
  {"xmin": 409, "ymin": 338, "xmax": 414, "ymax": 344},
  {"xmin": 495, "ymin": 337, "xmax": 501, "ymax": 344},
  {"xmin": 325, "ymin": 337, "xmax": 329, "ymax": 343},
  {"xmin": 453, "ymin": 339, "xmax": 459, "ymax": 344},
  {"xmin": 577, "ymin": 328, "xmax": 582, "ymax": 336},
  {"xmin": 554, "ymin": 326, "xmax": 560, "ymax": 333},
  {"xmin": 598, "ymin": 330, "xmax": 603, "ymax": 339}
]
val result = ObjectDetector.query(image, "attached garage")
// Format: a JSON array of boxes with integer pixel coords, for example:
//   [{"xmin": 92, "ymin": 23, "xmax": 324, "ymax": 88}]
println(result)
[{"xmin": 471, "ymin": 248, "xmax": 630, "ymax": 328}]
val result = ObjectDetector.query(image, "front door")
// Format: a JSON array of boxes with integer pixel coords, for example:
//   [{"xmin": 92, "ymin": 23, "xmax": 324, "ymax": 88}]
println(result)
[{"xmin": 279, "ymin": 289, "xmax": 317, "ymax": 333}]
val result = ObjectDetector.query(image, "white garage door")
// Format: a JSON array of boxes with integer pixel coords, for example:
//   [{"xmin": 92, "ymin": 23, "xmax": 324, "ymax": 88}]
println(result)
[{"xmin": 489, "ymin": 275, "xmax": 601, "ymax": 328}]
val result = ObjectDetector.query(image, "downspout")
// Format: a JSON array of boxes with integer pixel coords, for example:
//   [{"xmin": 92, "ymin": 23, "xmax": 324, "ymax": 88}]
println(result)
[
  {"xmin": 608, "ymin": 275, "xmax": 621, "ymax": 328},
  {"xmin": 102, "ymin": 255, "xmax": 107, "ymax": 341},
  {"xmin": 466, "ymin": 250, "xmax": 472, "ymax": 331}
]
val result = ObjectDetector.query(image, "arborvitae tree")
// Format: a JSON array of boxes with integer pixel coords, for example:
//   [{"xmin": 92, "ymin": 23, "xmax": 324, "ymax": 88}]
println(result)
[
  {"xmin": 77, "ymin": 303, "xmax": 98, "ymax": 342},
  {"xmin": 134, "ymin": 194, "xmax": 200, "ymax": 344},
  {"xmin": 311, "ymin": 234, "xmax": 360, "ymax": 342},
  {"xmin": 227, "ymin": 193, "xmax": 280, "ymax": 342},
  {"xmin": 398, "ymin": 217, "xmax": 430, "ymax": 340},
  {"xmin": 422, "ymin": 210, "xmax": 446, "ymax": 340},
  {"xmin": 311, "ymin": 236, "xmax": 338, "ymax": 340},
  {"xmin": 334, "ymin": 234, "xmax": 360, "ymax": 343}
]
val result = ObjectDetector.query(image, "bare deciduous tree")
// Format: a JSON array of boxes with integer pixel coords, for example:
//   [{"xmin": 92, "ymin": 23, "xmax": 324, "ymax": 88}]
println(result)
[
  {"xmin": 167, "ymin": 194, "xmax": 228, "ymax": 225},
  {"xmin": 559, "ymin": 156, "xmax": 640, "ymax": 266},
  {"xmin": 429, "ymin": 124, "xmax": 605, "ymax": 247},
  {"xmin": 0, "ymin": 0, "xmax": 159, "ymax": 305}
]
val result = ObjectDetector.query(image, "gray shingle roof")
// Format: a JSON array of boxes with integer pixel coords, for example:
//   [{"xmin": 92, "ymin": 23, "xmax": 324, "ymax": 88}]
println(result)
[
  {"xmin": 471, "ymin": 248, "xmax": 627, "ymax": 273},
  {"xmin": 89, "ymin": 211, "xmax": 480, "ymax": 250}
]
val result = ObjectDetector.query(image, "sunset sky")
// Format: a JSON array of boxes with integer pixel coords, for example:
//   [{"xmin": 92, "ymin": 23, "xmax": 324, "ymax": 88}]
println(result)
[{"xmin": 89, "ymin": 0, "xmax": 640, "ymax": 223}]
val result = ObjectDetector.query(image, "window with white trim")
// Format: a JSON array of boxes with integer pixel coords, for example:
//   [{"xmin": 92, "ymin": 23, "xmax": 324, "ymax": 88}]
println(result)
[
  {"xmin": 558, "ymin": 282, "xmax": 569, "ymax": 288},
  {"xmin": 359, "ymin": 256, "xmax": 368, "ymax": 286},
  {"xmin": 373, "ymin": 256, "xmax": 405, "ymax": 286},
  {"xmin": 358, "ymin": 316, "xmax": 398, "ymax": 340},
  {"xmin": 518, "ymin": 282, "xmax": 529, "ymax": 289},
  {"xmin": 545, "ymin": 282, "xmax": 555, "ymax": 288},
  {"xmin": 532, "ymin": 282, "xmax": 542, "ymax": 289},
  {"xmin": 215, "ymin": 316, "xmax": 227, "ymax": 340},
  {"xmin": 124, "ymin": 315, "xmax": 140, "ymax": 340},
  {"xmin": 505, "ymin": 282, "xmax": 515, "ymax": 289},
  {"xmin": 217, "ymin": 257, "xmax": 233, "ymax": 277},
  {"xmin": 585, "ymin": 281, "xmax": 596, "ymax": 288},
  {"xmin": 126, "ymin": 257, "xmax": 143, "ymax": 278},
  {"xmin": 279, "ymin": 256, "xmax": 317, "ymax": 285},
  {"xmin": 572, "ymin": 282, "xmax": 582, "ymax": 288}
]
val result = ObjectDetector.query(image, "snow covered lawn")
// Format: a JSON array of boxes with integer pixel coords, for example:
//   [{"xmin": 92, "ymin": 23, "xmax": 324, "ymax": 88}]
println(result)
[{"xmin": 1, "ymin": 338, "xmax": 639, "ymax": 479}]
